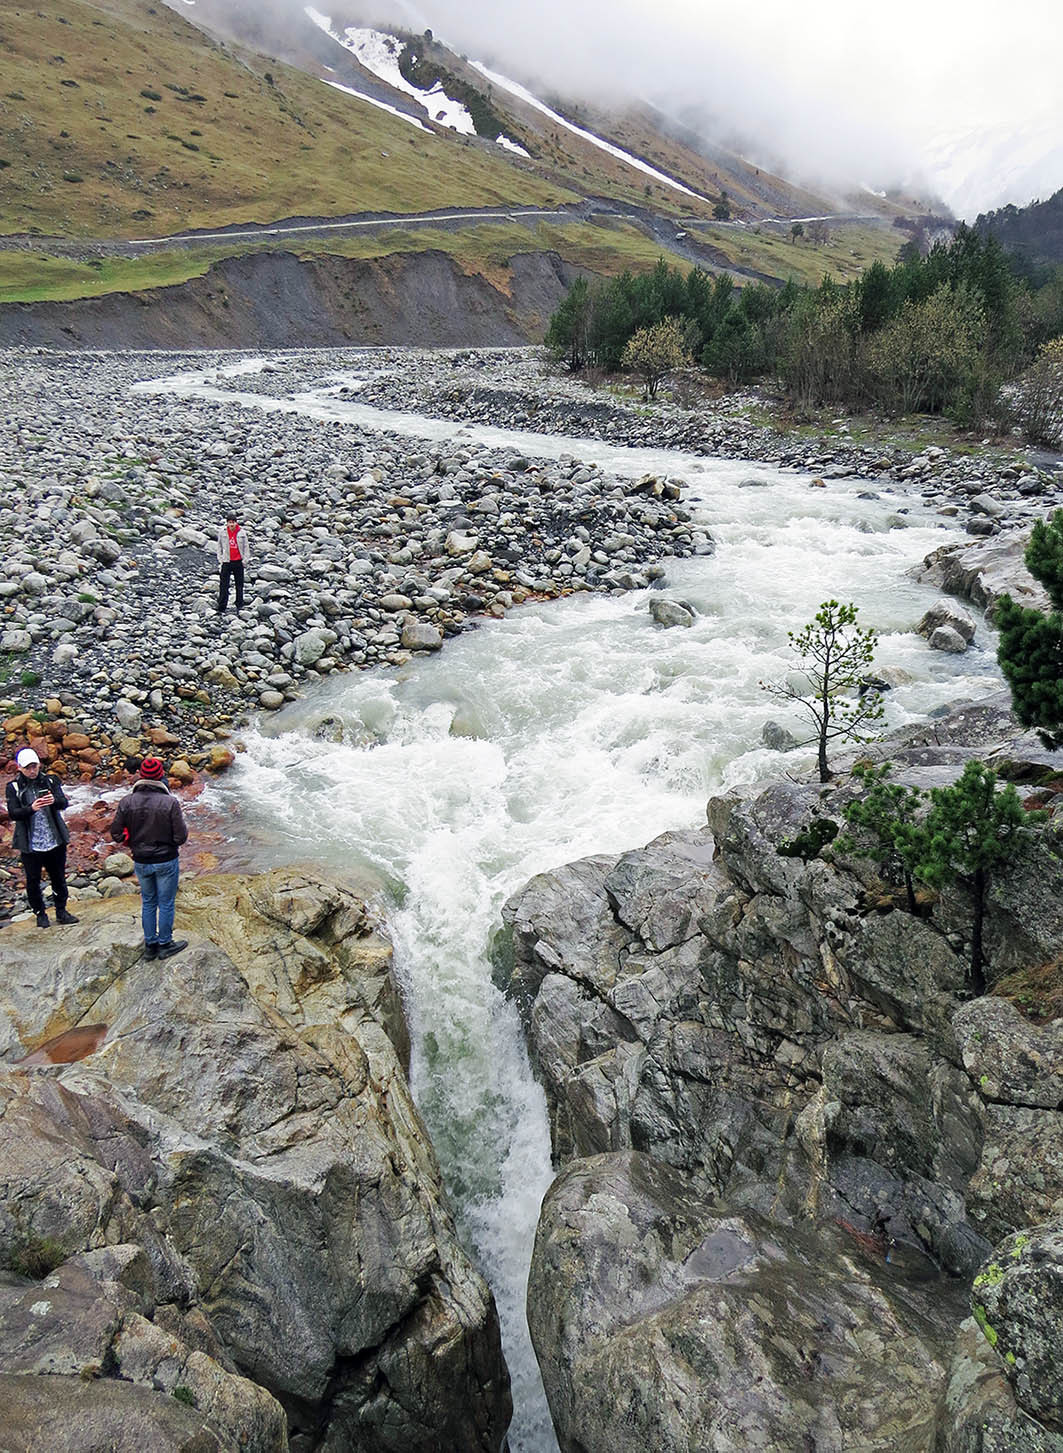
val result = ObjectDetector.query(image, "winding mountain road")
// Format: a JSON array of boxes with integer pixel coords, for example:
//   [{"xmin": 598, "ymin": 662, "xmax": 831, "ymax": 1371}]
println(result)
[{"xmin": 1, "ymin": 200, "xmax": 899, "ymax": 293}]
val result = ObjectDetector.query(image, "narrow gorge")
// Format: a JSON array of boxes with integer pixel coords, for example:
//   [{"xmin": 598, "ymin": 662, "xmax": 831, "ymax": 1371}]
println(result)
[{"xmin": 2, "ymin": 350, "xmax": 1061, "ymax": 1452}]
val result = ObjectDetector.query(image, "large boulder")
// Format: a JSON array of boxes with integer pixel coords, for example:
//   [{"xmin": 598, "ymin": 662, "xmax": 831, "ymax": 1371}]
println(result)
[
  {"xmin": 916, "ymin": 531, "xmax": 1049, "ymax": 614},
  {"xmin": 937, "ymin": 1316, "xmax": 1063, "ymax": 1452},
  {"xmin": 918, "ymin": 600, "xmax": 977, "ymax": 644},
  {"xmin": 501, "ymin": 758, "xmax": 1063, "ymax": 1320},
  {"xmin": 0, "ymin": 871, "xmax": 511, "ymax": 1453},
  {"xmin": 529, "ymin": 1151, "xmax": 963, "ymax": 1453},
  {"xmin": 973, "ymin": 1224, "xmax": 1063, "ymax": 1429},
  {"xmin": 498, "ymin": 804, "xmax": 976, "ymax": 1231}
]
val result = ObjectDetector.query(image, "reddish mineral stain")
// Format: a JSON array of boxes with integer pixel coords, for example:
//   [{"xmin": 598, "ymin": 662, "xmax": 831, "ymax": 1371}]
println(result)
[{"xmin": 19, "ymin": 1024, "xmax": 108, "ymax": 1065}]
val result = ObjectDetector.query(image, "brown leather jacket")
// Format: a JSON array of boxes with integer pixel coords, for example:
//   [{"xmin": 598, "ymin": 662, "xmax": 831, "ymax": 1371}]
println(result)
[{"xmin": 110, "ymin": 781, "xmax": 188, "ymax": 863}]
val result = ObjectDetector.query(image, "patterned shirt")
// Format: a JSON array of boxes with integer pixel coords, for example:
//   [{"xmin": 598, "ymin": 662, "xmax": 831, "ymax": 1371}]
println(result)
[{"xmin": 28, "ymin": 791, "xmax": 59, "ymax": 853}]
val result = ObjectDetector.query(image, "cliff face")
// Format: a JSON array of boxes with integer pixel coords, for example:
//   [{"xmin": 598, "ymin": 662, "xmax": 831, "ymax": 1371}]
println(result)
[
  {"xmin": 0, "ymin": 248, "xmax": 579, "ymax": 351},
  {"xmin": 499, "ymin": 705, "xmax": 1063, "ymax": 1451},
  {"xmin": 0, "ymin": 869, "xmax": 511, "ymax": 1453}
]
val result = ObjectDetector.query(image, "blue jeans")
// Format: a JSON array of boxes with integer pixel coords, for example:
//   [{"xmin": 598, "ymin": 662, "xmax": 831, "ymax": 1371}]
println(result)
[{"xmin": 134, "ymin": 858, "xmax": 180, "ymax": 945}]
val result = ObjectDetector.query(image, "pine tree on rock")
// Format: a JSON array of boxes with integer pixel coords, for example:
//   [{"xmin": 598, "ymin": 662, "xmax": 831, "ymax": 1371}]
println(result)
[
  {"xmin": 761, "ymin": 600, "xmax": 884, "ymax": 782},
  {"xmin": 839, "ymin": 761, "xmax": 926, "ymax": 913},
  {"xmin": 996, "ymin": 510, "xmax": 1063, "ymax": 749},
  {"xmin": 915, "ymin": 761, "xmax": 1045, "ymax": 994}
]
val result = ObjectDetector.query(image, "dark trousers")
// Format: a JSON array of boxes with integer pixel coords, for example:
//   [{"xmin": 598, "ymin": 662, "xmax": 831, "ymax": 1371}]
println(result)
[
  {"xmin": 21, "ymin": 844, "xmax": 68, "ymax": 915},
  {"xmin": 218, "ymin": 560, "xmax": 245, "ymax": 611}
]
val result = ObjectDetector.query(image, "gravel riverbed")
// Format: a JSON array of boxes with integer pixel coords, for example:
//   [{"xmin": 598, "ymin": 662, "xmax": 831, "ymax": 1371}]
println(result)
[{"xmin": 1, "ymin": 344, "xmax": 1059, "ymax": 912}]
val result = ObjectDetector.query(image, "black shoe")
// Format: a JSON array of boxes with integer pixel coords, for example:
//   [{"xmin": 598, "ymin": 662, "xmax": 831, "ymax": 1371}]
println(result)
[
  {"xmin": 144, "ymin": 942, "xmax": 159, "ymax": 960},
  {"xmin": 56, "ymin": 908, "xmax": 80, "ymax": 925},
  {"xmin": 35, "ymin": 911, "xmax": 50, "ymax": 929},
  {"xmin": 157, "ymin": 939, "xmax": 188, "ymax": 959}
]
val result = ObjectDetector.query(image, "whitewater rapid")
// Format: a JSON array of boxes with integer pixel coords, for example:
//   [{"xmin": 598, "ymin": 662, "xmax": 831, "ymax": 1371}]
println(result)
[{"xmin": 177, "ymin": 377, "xmax": 1003, "ymax": 1453}]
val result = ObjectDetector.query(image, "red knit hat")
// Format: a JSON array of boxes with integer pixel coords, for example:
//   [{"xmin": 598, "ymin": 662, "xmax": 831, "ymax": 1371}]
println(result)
[{"xmin": 139, "ymin": 757, "xmax": 165, "ymax": 780}]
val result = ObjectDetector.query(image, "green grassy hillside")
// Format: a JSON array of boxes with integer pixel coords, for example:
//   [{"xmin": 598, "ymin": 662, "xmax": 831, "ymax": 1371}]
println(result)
[
  {"xmin": 0, "ymin": 0, "xmax": 574, "ymax": 238},
  {"xmin": 0, "ymin": 0, "xmax": 906, "ymax": 307}
]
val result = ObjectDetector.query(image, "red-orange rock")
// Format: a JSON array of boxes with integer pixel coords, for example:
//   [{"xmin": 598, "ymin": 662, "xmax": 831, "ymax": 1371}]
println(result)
[{"xmin": 146, "ymin": 727, "xmax": 181, "ymax": 747}]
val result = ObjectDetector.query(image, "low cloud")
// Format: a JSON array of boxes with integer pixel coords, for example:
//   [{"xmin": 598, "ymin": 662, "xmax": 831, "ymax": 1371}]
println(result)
[{"xmin": 196, "ymin": 0, "xmax": 1063, "ymax": 213}]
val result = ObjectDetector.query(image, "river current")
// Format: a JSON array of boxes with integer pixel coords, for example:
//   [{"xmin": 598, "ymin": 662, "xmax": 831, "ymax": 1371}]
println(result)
[{"xmin": 159, "ymin": 363, "xmax": 1003, "ymax": 1452}]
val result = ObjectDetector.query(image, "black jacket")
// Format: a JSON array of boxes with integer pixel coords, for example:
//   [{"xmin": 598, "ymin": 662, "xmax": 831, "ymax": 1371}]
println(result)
[
  {"xmin": 110, "ymin": 780, "xmax": 188, "ymax": 863},
  {"xmin": 6, "ymin": 772, "xmax": 71, "ymax": 854}
]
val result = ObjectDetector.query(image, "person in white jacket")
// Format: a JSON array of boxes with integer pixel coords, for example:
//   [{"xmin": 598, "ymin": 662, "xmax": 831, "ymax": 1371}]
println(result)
[{"xmin": 217, "ymin": 514, "xmax": 250, "ymax": 613}]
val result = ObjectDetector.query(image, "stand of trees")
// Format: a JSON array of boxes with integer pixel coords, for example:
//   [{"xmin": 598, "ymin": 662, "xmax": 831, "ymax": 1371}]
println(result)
[
  {"xmin": 545, "ymin": 228, "xmax": 1063, "ymax": 428},
  {"xmin": 996, "ymin": 511, "xmax": 1063, "ymax": 749},
  {"xmin": 839, "ymin": 761, "xmax": 1044, "ymax": 994}
]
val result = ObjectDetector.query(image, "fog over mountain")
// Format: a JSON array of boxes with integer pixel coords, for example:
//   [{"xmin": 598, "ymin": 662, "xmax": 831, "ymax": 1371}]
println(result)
[{"xmin": 184, "ymin": 0, "xmax": 1063, "ymax": 215}]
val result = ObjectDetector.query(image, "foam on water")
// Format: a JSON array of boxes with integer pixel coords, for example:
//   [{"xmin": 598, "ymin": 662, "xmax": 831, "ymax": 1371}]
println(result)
[{"xmin": 151, "ymin": 362, "xmax": 1002, "ymax": 1451}]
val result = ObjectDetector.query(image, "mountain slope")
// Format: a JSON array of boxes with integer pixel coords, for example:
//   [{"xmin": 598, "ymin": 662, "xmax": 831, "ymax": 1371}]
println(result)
[
  {"xmin": 163, "ymin": 1, "xmax": 908, "ymax": 226},
  {"xmin": 0, "ymin": 0, "xmax": 924, "ymax": 246},
  {"xmin": 0, "ymin": 0, "xmax": 573, "ymax": 238}
]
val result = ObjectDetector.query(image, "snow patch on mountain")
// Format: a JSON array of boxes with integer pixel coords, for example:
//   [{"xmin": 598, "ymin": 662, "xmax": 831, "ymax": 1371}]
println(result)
[
  {"xmin": 470, "ymin": 60, "xmax": 713, "ymax": 205},
  {"xmin": 306, "ymin": 11, "xmax": 475, "ymax": 133},
  {"xmin": 306, "ymin": 10, "xmax": 528, "ymax": 155},
  {"xmin": 321, "ymin": 77, "xmax": 431, "ymax": 132}
]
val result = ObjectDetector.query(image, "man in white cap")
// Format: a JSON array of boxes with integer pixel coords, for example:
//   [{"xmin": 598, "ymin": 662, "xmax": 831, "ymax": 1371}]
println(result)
[{"xmin": 5, "ymin": 747, "xmax": 78, "ymax": 928}]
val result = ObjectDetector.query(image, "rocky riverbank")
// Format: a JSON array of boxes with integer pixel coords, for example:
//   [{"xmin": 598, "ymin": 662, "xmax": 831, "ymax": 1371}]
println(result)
[
  {"xmin": 4, "ymin": 342, "xmax": 1062, "ymax": 1451},
  {"xmin": 0, "ymin": 346, "xmax": 712, "ymax": 914},
  {"xmin": 2, "ymin": 343, "xmax": 1057, "ymax": 918},
  {"xmin": 498, "ymin": 692, "xmax": 1063, "ymax": 1451},
  {"xmin": 0, "ymin": 867, "xmax": 511, "ymax": 1452}
]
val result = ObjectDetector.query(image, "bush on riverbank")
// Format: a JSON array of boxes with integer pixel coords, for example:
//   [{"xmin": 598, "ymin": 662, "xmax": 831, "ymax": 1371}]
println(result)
[{"xmin": 545, "ymin": 229, "xmax": 1063, "ymax": 433}]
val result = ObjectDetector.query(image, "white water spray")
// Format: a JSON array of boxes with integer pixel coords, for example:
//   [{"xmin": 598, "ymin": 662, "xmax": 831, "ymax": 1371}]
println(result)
[{"xmin": 156, "ymin": 364, "xmax": 1002, "ymax": 1451}]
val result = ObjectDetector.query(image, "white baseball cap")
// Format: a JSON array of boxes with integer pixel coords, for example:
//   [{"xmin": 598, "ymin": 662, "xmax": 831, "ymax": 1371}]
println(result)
[{"xmin": 16, "ymin": 748, "xmax": 41, "ymax": 768}]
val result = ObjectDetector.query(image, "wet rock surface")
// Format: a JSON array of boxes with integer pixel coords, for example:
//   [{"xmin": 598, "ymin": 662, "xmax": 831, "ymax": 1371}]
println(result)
[
  {"xmin": 0, "ymin": 868, "xmax": 511, "ymax": 1453},
  {"xmin": 502, "ymin": 695, "xmax": 1063, "ymax": 1451},
  {"xmin": 530, "ymin": 1151, "xmax": 965, "ymax": 1453}
]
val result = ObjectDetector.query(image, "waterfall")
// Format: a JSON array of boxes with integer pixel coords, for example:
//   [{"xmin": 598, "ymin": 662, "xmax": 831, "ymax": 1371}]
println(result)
[{"xmin": 169, "ymin": 376, "xmax": 1000, "ymax": 1452}]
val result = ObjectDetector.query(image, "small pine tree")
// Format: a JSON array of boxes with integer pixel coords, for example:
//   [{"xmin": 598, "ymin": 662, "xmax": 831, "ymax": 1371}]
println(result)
[
  {"xmin": 996, "ymin": 510, "xmax": 1063, "ymax": 749},
  {"xmin": 914, "ymin": 761, "xmax": 1046, "ymax": 993},
  {"xmin": 839, "ymin": 762, "xmax": 925, "ymax": 912},
  {"xmin": 1024, "ymin": 509, "xmax": 1063, "ymax": 609},
  {"xmin": 544, "ymin": 276, "xmax": 592, "ymax": 372},
  {"xmin": 761, "ymin": 600, "xmax": 885, "ymax": 783}
]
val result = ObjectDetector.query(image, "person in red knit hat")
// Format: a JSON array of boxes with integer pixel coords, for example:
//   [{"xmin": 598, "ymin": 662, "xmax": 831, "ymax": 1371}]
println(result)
[{"xmin": 109, "ymin": 757, "xmax": 189, "ymax": 959}]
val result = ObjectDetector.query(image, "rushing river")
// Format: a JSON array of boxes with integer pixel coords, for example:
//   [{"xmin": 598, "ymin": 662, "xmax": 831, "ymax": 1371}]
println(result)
[{"xmin": 166, "ymin": 367, "xmax": 1003, "ymax": 1453}]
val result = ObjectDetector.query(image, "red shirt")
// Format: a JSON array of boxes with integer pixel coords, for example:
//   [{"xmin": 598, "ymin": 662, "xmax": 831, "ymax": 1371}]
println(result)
[{"xmin": 227, "ymin": 524, "xmax": 242, "ymax": 561}]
